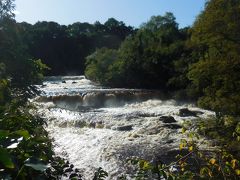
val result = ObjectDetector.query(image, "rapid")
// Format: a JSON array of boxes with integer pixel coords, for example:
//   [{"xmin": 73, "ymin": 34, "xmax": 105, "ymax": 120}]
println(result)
[{"xmin": 33, "ymin": 76, "xmax": 215, "ymax": 179}]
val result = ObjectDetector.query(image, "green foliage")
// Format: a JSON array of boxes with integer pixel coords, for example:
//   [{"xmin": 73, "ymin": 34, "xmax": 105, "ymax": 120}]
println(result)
[
  {"xmin": 18, "ymin": 18, "xmax": 134, "ymax": 75},
  {"xmin": 24, "ymin": 157, "xmax": 49, "ymax": 172},
  {"xmin": 93, "ymin": 167, "xmax": 108, "ymax": 180},
  {"xmin": 128, "ymin": 118, "xmax": 240, "ymax": 179},
  {"xmin": 0, "ymin": 0, "xmax": 15, "ymax": 20},
  {"xmin": 0, "ymin": 103, "xmax": 50, "ymax": 178},
  {"xmin": 0, "ymin": 1, "xmax": 84, "ymax": 179},
  {"xmin": 0, "ymin": 147, "xmax": 14, "ymax": 169},
  {"xmin": 188, "ymin": 0, "xmax": 240, "ymax": 115},
  {"xmin": 197, "ymin": 116, "xmax": 240, "ymax": 151},
  {"xmin": 85, "ymin": 48, "xmax": 121, "ymax": 86},
  {"xmin": 0, "ymin": 96, "xmax": 84, "ymax": 179},
  {"xmin": 85, "ymin": 12, "xmax": 188, "ymax": 89}
]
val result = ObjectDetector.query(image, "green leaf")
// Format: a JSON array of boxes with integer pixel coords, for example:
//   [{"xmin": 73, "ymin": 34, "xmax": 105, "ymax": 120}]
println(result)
[
  {"xmin": 162, "ymin": 170, "xmax": 168, "ymax": 179},
  {"xmin": 93, "ymin": 167, "xmax": 108, "ymax": 180},
  {"xmin": 24, "ymin": 157, "xmax": 49, "ymax": 172},
  {"xmin": 0, "ymin": 130, "xmax": 9, "ymax": 138},
  {"xmin": 0, "ymin": 147, "xmax": 14, "ymax": 168},
  {"xmin": 14, "ymin": 130, "xmax": 30, "ymax": 140}
]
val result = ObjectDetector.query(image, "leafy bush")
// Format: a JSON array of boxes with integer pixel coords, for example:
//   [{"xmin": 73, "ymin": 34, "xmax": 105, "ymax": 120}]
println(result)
[{"xmin": 127, "ymin": 118, "xmax": 240, "ymax": 179}]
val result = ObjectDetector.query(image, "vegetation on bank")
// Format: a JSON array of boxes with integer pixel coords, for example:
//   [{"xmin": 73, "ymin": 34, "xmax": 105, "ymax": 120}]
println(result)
[
  {"xmin": 18, "ymin": 17, "xmax": 134, "ymax": 75},
  {"xmin": 85, "ymin": 0, "xmax": 240, "ymax": 178},
  {"xmin": 0, "ymin": 1, "xmax": 84, "ymax": 179},
  {"xmin": 85, "ymin": 12, "xmax": 189, "ymax": 90},
  {"xmin": 123, "ymin": 116, "xmax": 239, "ymax": 179},
  {"xmin": 0, "ymin": 0, "xmax": 239, "ymax": 179},
  {"xmin": 85, "ymin": 0, "xmax": 240, "ymax": 117}
]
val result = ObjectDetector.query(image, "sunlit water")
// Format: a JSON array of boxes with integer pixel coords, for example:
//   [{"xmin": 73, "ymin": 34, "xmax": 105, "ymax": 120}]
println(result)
[{"xmin": 34, "ymin": 76, "xmax": 215, "ymax": 179}]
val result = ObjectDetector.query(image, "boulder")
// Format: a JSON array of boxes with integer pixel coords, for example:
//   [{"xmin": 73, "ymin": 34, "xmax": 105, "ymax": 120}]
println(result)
[
  {"xmin": 179, "ymin": 108, "xmax": 203, "ymax": 117},
  {"xmin": 62, "ymin": 80, "xmax": 66, "ymax": 83},
  {"xmin": 159, "ymin": 116, "xmax": 176, "ymax": 123},
  {"xmin": 41, "ymin": 84, "xmax": 47, "ymax": 88},
  {"xmin": 166, "ymin": 139, "xmax": 174, "ymax": 144},
  {"xmin": 112, "ymin": 125, "xmax": 133, "ymax": 131},
  {"xmin": 163, "ymin": 124, "xmax": 182, "ymax": 129},
  {"xmin": 89, "ymin": 121, "xmax": 96, "ymax": 128}
]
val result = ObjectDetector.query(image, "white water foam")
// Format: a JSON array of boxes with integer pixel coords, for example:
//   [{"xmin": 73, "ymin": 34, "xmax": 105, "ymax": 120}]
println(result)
[{"xmin": 35, "ymin": 76, "xmax": 215, "ymax": 179}]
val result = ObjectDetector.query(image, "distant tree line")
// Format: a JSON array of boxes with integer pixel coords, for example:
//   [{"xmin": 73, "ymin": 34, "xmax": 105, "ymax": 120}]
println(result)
[{"xmin": 17, "ymin": 19, "xmax": 134, "ymax": 75}]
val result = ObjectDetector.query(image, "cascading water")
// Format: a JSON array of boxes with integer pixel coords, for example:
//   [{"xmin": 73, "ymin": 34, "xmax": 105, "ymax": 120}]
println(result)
[{"xmin": 34, "ymin": 76, "xmax": 215, "ymax": 179}]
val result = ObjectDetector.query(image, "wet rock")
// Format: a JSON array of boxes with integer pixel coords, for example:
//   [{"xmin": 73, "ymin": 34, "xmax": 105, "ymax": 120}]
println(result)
[
  {"xmin": 163, "ymin": 124, "xmax": 181, "ymax": 129},
  {"xmin": 130, "ymin": 133, "xmax": 140, "ymax": 138},
  {"xmin": 147, "ymin": 126, "xmax": 162, "ymax": 135},
  {"xmin": 74, "ymin": 121, "xmax": 87, "ymax": 128},
  {"xmin": 62, "ymin": 80, "xmax": 66, "ymax": 83},
  {"xmin": 159, "ymin": 116, "xmax": 176, "ymax": 123},
  {"xmin": 166, "ymin": 139, "xmax": 174, "ymax": 144},
  {"xmin": 179, "ymin": 108, "xmax": 203, "ymax": 117},
  {"xmin": 72, "ymin": 81, "xmax": 77, "ymax": 84},
  {"xmin": 89, "ymin": 121, "xmax": 96, "ymax": 128},
  {"xmin": 59, "ymin": 121, "xmax": 68, "ymax": 128},
  {"xmin": 41, "ymin": 84, "xmax": 47, "ymax": 88},
  {"xmin": 139, "ymin": 113, "xmax": 156, "ymax": 118},
  {"xmin": 112, "ymin": 125, "xmax": 133, "ymax": 131},
  {"xmin": 96, "ymin": 121, "xmax": 104, "ymax": 128},
  {"xmin": 64, "ymin": 167, "xmax": 72, "ymax": 173}
]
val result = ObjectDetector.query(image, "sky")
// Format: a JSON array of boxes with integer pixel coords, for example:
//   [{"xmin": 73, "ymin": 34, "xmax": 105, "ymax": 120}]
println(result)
[{"xmin": 15, "ymin": 0, "xmax": 206, "ymax": 28}]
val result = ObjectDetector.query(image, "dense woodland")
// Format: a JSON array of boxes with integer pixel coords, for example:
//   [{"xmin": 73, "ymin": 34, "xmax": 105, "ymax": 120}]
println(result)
[
  {"xmin": 18, "ymin": 18, "xmax": 134, "ymax": 75},
  {"xmin": 0, "ymin": 0, "xmax": 240, "ymax": 179}
]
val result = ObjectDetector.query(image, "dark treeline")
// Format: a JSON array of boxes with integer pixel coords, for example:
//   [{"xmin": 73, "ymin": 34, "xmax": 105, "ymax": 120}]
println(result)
[{"xmin": 18, "ymin": 19, "xmax": 134, "ymax": 75}]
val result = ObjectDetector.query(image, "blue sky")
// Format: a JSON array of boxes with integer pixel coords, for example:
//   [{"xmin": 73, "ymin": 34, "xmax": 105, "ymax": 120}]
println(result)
[{"xmin": 15, "ymin": 0, "xmax": 206, "ymax": 28}]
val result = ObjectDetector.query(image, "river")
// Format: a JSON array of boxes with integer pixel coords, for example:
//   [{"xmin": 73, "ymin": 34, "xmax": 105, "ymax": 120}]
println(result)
[{"xmin": 34, "ymin": 76, "xmax": 214, "ymax": 179}]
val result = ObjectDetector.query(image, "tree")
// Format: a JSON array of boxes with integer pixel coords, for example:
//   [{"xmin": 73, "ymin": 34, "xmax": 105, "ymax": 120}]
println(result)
[
  {"xmin": 188, "ymin": 0, "xmax": 240, "ymax": 115},
  {"xmin": 0, "ymin": 0, "xmax": 15, "ymax": 20},
  {"xmin": 18, "ymin": 19, "xmax": 134, "ymax": 75},
  {"xmin": 85, "ymin": 48, "xmax": 120, "ymax": 86},
  {"xmin": 141, "ymin": 12, "xmax": 178, "ymax": 32},
  {"xmin": 85, "ymin": 12, "xmax": 187, "ymax": 89}
]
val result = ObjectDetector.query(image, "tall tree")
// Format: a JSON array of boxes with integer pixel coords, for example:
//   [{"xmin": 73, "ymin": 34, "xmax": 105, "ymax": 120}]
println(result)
[
  {"xmin": 0, "ymin": 0, "xmax": 15, "ymax": 20},
  {"xmin": 0, "ymin": 0, "xmax": 47, "ymax": 99},
  {"xmin": 188, "ymin": 0, "xmax": 240, "ymax": 115},
  {"xmin": 85, "ymin": 13, "xmax": 187, "ymax": 89}
]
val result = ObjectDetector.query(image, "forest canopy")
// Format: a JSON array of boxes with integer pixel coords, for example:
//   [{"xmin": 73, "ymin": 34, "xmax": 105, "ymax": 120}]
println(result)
[
  {"xmin": 85, "ymin": 0, "xmax": 240, "ymax": 116},
  {"xmin": 18, "ymin": 18, "xmax": 134, "ymax": 75}
]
